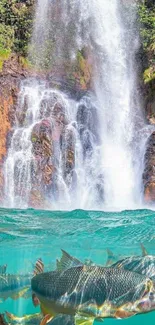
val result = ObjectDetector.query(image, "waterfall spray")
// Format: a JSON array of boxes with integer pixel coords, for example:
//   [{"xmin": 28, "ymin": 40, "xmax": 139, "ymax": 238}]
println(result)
[{"xmin": 4, "ymin": 0, "xmax": 152, "ymax": 210}]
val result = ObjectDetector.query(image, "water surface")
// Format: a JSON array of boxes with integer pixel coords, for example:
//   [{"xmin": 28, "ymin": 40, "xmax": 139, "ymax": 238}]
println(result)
[{"xmin": 0, "ymin": 208, "xmax": 155, "ymax": 324}]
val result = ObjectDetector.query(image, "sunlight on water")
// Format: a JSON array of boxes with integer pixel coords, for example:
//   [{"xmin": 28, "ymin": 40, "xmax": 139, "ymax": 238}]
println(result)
[{"xmin": 0, "ymin": 208, "xmax": 155, "ymax": 324}]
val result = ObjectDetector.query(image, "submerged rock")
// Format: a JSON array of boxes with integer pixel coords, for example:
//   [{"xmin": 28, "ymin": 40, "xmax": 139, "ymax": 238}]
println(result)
[{"xmin": 143, "ymin": 131, "xmax": 155, "ymax": 202}]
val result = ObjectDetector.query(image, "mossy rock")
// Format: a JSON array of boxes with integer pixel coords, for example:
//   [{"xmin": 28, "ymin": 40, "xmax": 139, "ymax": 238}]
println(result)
[
  {"xmin": 144, "ymin": 67, "xmax": 155, "ymax": 83},
  {"xmin": 0, "ymin": 48, "xmax": 11, "ymax": 71}
]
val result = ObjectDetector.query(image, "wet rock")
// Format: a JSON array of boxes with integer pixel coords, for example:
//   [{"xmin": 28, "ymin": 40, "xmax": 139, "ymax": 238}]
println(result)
[
  {"xmin": 30, "ymin": 119, "xmax": 54, "ymax": 202},
  {"xmin": 28, "ymin": 188, "xmax": 45, "ymax": 209},
  {"xmin": 31, "ymin": 119, "xmax": 53, "ymax": 159},
  {"xmin": 17, "ymin": 94, "xmax": 30, "ymax": 126},
  {"xmin": 76, "ymin": 98, "xmax": 100, "ymax": 158},
  {"xmin": 0, "ymin": 166, "xmax": 4, "ymax": 202},
  {"xmin": 144, "ymin": 79, "xmax": 155, "ymax": 124},
  {"xmin": 52, "ymin": 102, "xmax": 69, "ymax": 125},
  {"xmin": 0, "ymin": 50, "xmax": 92, "ymax": 207},
  {"xmin": 41, "ymin": 163, "xmax": 55, "ymax": 185},
  {"xmin": 143, "ymin": 131, "xmax": 155, "ymax": 202},
  {"xmin": 61, "ymin": 126, "xmax": 76, "ymax": 189},
  {"xmin": 0, "ymin": 56, "xmax": 25, "ymax": 199}
]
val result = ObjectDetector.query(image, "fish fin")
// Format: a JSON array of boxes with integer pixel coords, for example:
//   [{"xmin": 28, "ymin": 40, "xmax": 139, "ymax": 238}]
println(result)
[
  {"xmin": 140, "ymin": 243, "xmax": 148, "ymax": 256},
  {"xmin": 5, "ymin": 311, "xmax": 17, "ymax": 321},
  {"xmin": 56, "ymin": 259, "xmax": 61, "ymax": 271},
  {"xmin": 75, "ymin": 316, "xmax": 95, "ymax": 325},
  {"xmin": 33, "ymin": 258, "xmax": 44, "ymax": 276},
  {"xmin": 0, "ymin": 264, "xmax": 7, "ymax": 275},
  {"xmin": 40, "ymin": 315, "xmax": 53, "ymax": 325},
  {"xmin": 40, "ymin": 304, "xmax": 55, "ymax": 318},
  {"xmin": 0, "ymin": 275, "xmax": 8, "ymax": 284},
  {"xmin": 106, "ymin": 249, "xmax": 115, "ymax": 266},
  {"xmin": 32, "ymin": 293, "xmax": 40, "ymax": 307},
  {"xmin": 114, "ymin": 310, "xmax": 136, "ymax": 319},
  {"xmin": 11, "ymin": 287, "xmax": 29, "ymax": 300},
  {"xmin": 84, "ymin": 259, "xmax": 94, "ymax": 266},
  {"xmin": 22, "ymin": 287, "xmax": 31, "ymax": 299},
  {"xmin": 57, "ymin": 249, "xmax": 83, "ymax": 271}
]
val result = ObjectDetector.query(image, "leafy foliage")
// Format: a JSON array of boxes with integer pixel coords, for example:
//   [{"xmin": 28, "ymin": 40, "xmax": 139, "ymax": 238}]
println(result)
[
  {"xmin": 0, "ymin": 0, "xmax": 34, "ymax": 56},
  {"xmin": 138, "ymin": 0, "xmax": 155, "ymax": 82},
  {"xmin": 138, "ymin": 0, "xmax": 155, "ymax": 50}
]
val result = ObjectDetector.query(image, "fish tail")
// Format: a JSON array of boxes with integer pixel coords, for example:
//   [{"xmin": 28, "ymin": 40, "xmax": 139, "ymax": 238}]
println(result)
[{"xmin": 5, "ymin": 311, "xmax": 16, "ymax": 321}]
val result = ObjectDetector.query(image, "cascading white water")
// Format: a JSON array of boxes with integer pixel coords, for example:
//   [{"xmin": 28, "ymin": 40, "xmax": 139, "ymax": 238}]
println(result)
[
  {"xmin": 4, "ymin": 80, "xmax": 78, "ymax": 209},
  {"xmin": 4, "ymin": 0, "xmax": 153, "ymax": 210},
  {"xmin": 87, "ymin": 0, "xmax": 153, "ymax": 209},
  {"xmin": 88, "ymin": 0, "xmax": 141, "ymax": 209}
]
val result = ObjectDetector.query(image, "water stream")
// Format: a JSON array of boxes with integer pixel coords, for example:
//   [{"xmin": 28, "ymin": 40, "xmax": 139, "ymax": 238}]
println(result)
[{"xmin": 4, "ymin": 0, "xmax": 153, "ymax": 210}]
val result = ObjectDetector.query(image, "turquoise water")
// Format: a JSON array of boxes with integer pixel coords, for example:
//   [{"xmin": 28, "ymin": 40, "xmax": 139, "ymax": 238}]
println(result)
[{"xmin": 0, "ymin": 207, "xmax": 155, "ymax": 324}]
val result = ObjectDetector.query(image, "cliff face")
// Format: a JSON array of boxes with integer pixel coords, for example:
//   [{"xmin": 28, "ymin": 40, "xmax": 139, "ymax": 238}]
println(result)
[
  {"xmin": 139, "ymin": 0, "xmax": 155, "ymax": 122},
  {"xmin": 0, "ymin": 0, "xmax": 155, "ymax": 206},
  {"xmin": 0, "ymin": 54, "xmax": 31, "ymax": 201},
  {"xmin": 139, "ymin": 1, "xmax": 155, "ymax": 202}
]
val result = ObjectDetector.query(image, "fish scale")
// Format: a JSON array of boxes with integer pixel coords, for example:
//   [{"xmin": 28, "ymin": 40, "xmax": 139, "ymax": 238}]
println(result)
[
  {"xmin": 112, "ymin": 256, "xmax": 155, "ymax": 279},
  {"xmin": 31, "ymin": 265, "xmax": 149, "ymax": 309}
]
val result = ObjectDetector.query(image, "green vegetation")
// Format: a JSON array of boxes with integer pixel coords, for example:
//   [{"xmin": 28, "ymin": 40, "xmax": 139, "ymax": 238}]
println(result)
[
  {"xmin": 138, "ymin": 1, "xmax": 155, "ymax": 50},
  {"xmin": 0, "ymin": 0, "xmax": 154, "ymax": 83},
  {"xmin": 138, "ymin": 0, "xmax": 155, "ymax": 83},
  {"xmin": 0, "ymin": 48, "xmax": 10, "ymax": 70},
  {"xmin": 0, "ymin": 0, "xmax": 34, "ymax": 61}
]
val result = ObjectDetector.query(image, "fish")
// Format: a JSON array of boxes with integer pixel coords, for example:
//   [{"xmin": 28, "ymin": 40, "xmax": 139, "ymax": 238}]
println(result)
[
  {"xmin": 31, "ymin": 250, "xmax": 155, "ymax": 325},
  {"xmin": 0, "ymin": 259, "xmax": 44, "ymax": 301},
  {"xmin": 0, "ymin": 265, "xmax": 7, "ymax": 275},
  {"xmin": 111, "ymin": 244, "xmax": 155, "ymax": 280},
  {"xmin": 0, "ymin": 314, "xmax": 7, "ymax": 325},
  {"xmin": 61, "ymin": 245, "xmax": 155, "ymax": 280},
  {"xmin": 5, "ymin": 312, "xmax": 42, "ymax": 325},
  {"xmin": 56, "ymin": 250, "xmax": 95, "ymax": 271},
  {"xmin": 5, "ymin": 312, "xmax": 75, "ymax": 325}
]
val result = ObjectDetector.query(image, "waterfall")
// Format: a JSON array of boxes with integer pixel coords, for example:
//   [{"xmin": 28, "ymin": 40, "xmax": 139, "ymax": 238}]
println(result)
[
  {"xmin": 4, "ymin": 0, "xmax": 152, "ymax": 210},
  {"xmin": 88, "ymin": 0, "xmax": 142, "ymax": 209}
]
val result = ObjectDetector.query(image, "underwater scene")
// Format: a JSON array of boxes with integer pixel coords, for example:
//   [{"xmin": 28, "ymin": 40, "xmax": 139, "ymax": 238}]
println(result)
[
  {"xmin": 1, "ymin": 0, "xmax": 155, "ymax": 325},
  {"xmin": 0, "ymin": 208, "xmax": 155, "ymax": 325}
]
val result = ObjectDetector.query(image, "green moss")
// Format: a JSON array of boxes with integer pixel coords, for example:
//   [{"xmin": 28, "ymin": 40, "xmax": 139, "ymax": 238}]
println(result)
[
  {"xmin": 18, "ymin": 55, "xmax": 32, "ymax": 69},
  {"xmin": 144, "ymin": 67, "xmax": 155, "ymax": 84},
  {"xmin": 0, "ymin": 48, "xmax": 11, "ymax": 70},
  {"xmin": 138, "ymin": 1, "xmax": 155, "ymax": 83}
]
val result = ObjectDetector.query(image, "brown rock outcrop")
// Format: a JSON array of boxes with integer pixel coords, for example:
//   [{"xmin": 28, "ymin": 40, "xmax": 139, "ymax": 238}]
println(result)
[
  {"xmin": 61, "ymin": 127, "xmax": 76, "ymax": 189},
  {"xmin": 0, "ymin": 51, "xmax": 92, "ymax": 207},
  {"xmin": 143, "ymin": 131, "xmax": 155, "ymax": 202},
  {"xmin": 144, "ymin": 79, "xmax": 155, "ymax": 124},
  {"xmin": 28, "ymin": 98, "xmax": 76, "ymax": 208},
  {"xmin": 0, "ymin": 54, "xmax": 30, "ymax": 202}
]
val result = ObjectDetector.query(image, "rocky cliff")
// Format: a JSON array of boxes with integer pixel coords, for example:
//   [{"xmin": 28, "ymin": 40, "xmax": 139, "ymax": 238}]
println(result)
[
  {"xmin": 139, "ymin": 0, "xmax": 155, "ymax": 123},
  {"xmin": 139, "ymin": 0, "xmax": 155, "ymax": 202},
  {"xmin": 0, "ymin": 54, "xmax": 30, "ymax": 201},
  {"xmin": 0, "ymin": 0, "xmax": 155, "ymax": 206}
]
